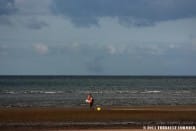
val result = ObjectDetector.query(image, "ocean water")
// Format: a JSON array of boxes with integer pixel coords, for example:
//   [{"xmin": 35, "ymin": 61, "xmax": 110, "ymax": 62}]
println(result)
[{"xmin": 0, "ymin": 76, "xmax": 196, "ymax": 107}]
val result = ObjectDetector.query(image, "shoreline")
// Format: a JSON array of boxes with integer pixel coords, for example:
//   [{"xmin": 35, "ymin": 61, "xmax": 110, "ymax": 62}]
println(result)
[{"xmin": 0, "ymin": 105, "xmax": 196, "ymax": 130}]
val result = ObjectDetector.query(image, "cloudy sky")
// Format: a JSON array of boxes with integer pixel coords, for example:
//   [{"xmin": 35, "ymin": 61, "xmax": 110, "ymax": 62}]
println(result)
[{"xmin": 0, "ymin": 0, "xmax": 196, "ymax": 75}]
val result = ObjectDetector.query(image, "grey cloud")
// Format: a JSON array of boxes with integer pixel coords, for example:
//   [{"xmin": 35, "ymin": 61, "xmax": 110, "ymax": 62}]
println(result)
[
  {"xmin": 51, "ymin": 0, "xmax": 196, "ymax": 27},
  {"xmin": 0, "ymin": 0, "xmax": 17, "ymax": 15},
  {"xmin": 0, "ymin": 45, "xmax": 7, "ymax": 55},
  {"xmin": 86, "ymin": 56, "xmax": 105, "ymax": 74},
  {"xmin": 26, "ymin": 19, "xmax": 48, "ymax": 30},
  {"xmin": 69, "ymin": 17, "xmax": 99, "ymax": 27},
  {"xmin": 0, "ymin": 15, "xmax": 12, "ymax": 25},
  {"xmin": 118, "ymin": 17, "xmax": 155, "ymax": 27},
  {"xmin": 38, "ymin": 43, "xmax": 106, "ymax": 73},
  {"xmin": 0, "ymin": 0, "xmax": 17, "ymax": 26},
  {"xmin": 0, "ymin": 0, "xmax": 49, "ymax": 29}
]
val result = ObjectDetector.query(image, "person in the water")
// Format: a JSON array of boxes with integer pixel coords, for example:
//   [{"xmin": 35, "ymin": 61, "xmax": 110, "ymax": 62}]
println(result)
[{"xmin": 86, "ymin": 94, "xmax": 94, "ymax": 108}]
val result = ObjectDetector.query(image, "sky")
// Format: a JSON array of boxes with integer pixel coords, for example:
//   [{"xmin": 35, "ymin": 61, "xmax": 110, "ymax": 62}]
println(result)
[{"xmin": 0, "ymin": 0, "xmax": 196, "ymax": 75}]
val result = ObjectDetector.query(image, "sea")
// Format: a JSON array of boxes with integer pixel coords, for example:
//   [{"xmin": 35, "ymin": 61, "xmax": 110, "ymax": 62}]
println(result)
[{"xmin": 0, "ymin": 76, "xmax": 196, "ymax": 108}]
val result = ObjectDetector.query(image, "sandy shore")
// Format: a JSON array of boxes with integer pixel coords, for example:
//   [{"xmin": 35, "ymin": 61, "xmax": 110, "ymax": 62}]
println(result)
[{"xmin": 0, "ymin": 105, "xmax": 196, "ymax": 130}]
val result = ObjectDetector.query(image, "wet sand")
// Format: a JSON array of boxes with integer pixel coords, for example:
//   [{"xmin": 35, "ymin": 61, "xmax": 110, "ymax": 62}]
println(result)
[{"xmin": 0, "ymin": 105, "xmax": 196, "ymax": 130}]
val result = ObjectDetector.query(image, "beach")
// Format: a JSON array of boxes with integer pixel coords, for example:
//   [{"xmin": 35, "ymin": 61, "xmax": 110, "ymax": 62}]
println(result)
[{"xmin": 0, "ymin": 105, "xmax": 196, "ymax": 130}]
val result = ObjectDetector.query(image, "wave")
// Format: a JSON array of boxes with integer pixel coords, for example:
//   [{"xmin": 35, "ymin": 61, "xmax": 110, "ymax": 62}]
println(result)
[
  {"xmin": 43, "ymin": 91, "xmax": 64, "ymax": 94},
  {"xmin": 141, "ymin": 90, "xmax": 161, "ymax": 94},
  {"xmin": 78, "ymin": 90, "xmax": 139, "ymax": 94},
  {"xmin": 174, "ymin": 90, "xmax": 191, "ymax": 94},
  {"xmin": 116, "ymin": 90, "xmax": 138, "ymax": 94},
  {"xmin": 2, "ymin": 90, "xmax": 64, "ymax": 95},
  {"xmin": 4, "ymin": 91, "xmax": 17, "ymax": 94},
  {"xmin": 26, "ymin": 90, "xmax": 64, "ymax": 94}
]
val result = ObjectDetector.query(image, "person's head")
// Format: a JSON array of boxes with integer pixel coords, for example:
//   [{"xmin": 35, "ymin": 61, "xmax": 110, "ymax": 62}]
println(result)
[{"xmin": 88, "ymin": 93, "xmax": 92, "ymax": 98}]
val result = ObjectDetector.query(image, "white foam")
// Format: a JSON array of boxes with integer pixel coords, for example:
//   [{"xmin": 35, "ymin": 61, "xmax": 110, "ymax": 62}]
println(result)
[
  {"xmin": 117, "ymin": 90, "xmax": 138, "ymax": 94},
  {"xmin": 141, "ymin": 90, "xmax": 161, "ymax": 93},
  {"xmin": 23, "ymin": 90, "xmax": 64, "ymax": 94},
  {"xmin": 44, "ymin": 91, "xmax": 60, "ymax": 94},
  {"xmin": 175, "ymin": 90, "xmax": 191, "ymax": 94},
  {"xmin": 5, "ymin": 91, "xmax": 16, "ymax": 94}
]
